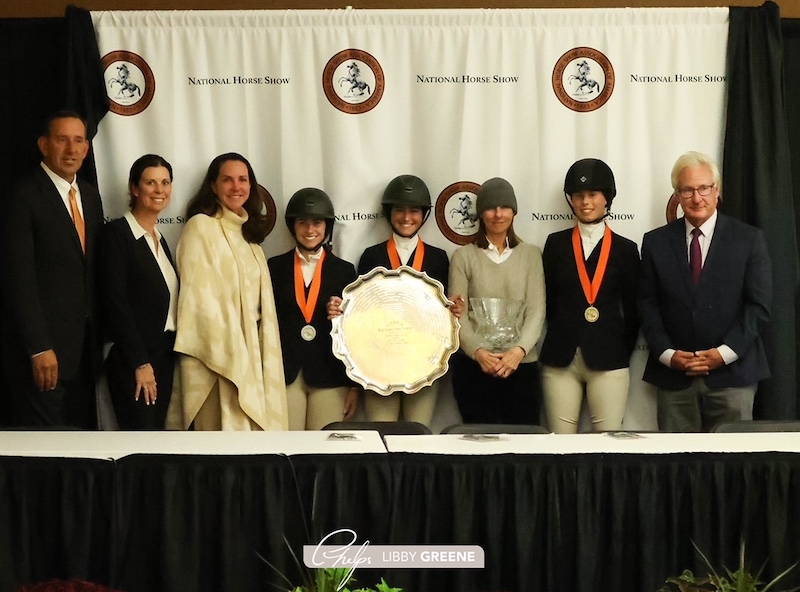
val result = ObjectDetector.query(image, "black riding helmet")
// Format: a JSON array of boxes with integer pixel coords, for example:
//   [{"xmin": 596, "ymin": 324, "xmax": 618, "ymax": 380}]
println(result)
[
  {"xmin": 563, "ymin": 158, "xmax": 616, "ymax": 214},
  {"xmin": 285, "ymin": 187, "xmax": 335, "ymax": 246},
  {"xmin": 381, "ymin": 175, "xmax": 432, "ymax": 225}
]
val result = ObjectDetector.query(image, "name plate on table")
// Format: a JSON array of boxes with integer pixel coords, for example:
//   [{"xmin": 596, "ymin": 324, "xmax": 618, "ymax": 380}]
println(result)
[{"xmin": 331, "ymin": 266, "xmax": 460, "ymax": 395}]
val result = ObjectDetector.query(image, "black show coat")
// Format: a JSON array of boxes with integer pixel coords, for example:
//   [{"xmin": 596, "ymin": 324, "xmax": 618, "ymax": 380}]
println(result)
[
  {"xmin": 357, "ymin": 239, "xmax": 450, "ymax": 293},
  {"xmin": 540, "ymin": 226, "xmax": 641, "ymax": 371},
  {"xmin": 268, "ymin": 248, "xmax": 356, "ymax": 388}
]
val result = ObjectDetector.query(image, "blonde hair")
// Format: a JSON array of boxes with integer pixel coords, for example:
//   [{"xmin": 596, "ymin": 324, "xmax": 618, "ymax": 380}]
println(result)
[{"xmin": 670, "ymin": 151, "xmax": 722, "ymax": 194}]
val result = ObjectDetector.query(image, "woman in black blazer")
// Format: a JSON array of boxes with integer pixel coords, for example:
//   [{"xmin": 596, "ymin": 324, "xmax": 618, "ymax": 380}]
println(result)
[
  {"xmin": 268, "ymin": 188, "xmax": 359, "ymax": 430},
  {"xmin": 540, "ymin": 159, "xmax": 640, "ymax": 433},
  {"xmin": 97, "ymin": 154, "xmax": 179, "ymax": 429}
]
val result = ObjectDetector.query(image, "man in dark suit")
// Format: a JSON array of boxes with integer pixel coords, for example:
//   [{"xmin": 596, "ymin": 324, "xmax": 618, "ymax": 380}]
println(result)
[
  {"xmin": 639, "ymin": 151, "xmax": 772, "ymax": 432},
  {"xmin": 0, "ymin": 111, "xmax": 105, "ymax": 428}
]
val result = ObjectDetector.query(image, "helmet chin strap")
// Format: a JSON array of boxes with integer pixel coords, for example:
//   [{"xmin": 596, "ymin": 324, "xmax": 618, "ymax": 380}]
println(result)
[
  {"xmin": 389, "ymin": 217, "xmax": 424, "ymax": 239},
  {"xmin": 565, "ymin": 192, "xmax": 609, "ymax": 224},
  {"xmin": 391, "ymin": 226, "xmax": 420, "ymax": 239},
  {"xmin": 585, "ymin": 211, "xmax": 609, "ymax": 224},
  {"xmin": 387, "ymin": 208, "xmax": 430, "ymax": 238}
]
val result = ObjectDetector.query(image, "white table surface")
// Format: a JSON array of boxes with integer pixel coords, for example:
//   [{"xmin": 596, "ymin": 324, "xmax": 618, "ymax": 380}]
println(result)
[
  {"xmin": 0, "ymin": 430, "xmax": 388, "ymax": 459},
  {"xmin": 383, "ymin": 432, "xmax": 800, "ymax": 455},
  {"xmin": 4, "ymin": 431, "xmax": 798, "ymax": 460}
]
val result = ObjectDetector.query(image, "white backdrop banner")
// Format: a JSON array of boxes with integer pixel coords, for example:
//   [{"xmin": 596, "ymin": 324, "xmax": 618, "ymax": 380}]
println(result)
[{"xmin": 91, "ymin": 8, "xmax": 729, "ymax": 430}]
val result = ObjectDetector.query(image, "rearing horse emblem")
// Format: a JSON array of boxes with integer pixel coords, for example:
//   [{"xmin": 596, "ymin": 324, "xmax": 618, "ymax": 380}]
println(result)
[
  {"xmin": 109, "ymin": 63, "xmax": 142, "ymax": 98},
  {"xmin": 449, "ymin": 194, "xmax": 478, "ymax": 229},
  {"xmin": 338, "ymin": 62, "xmax": 371, "ymax": 97},
  {"xmin": 568, "ymin": 60, "xmax": 600, "ymax": 96}
]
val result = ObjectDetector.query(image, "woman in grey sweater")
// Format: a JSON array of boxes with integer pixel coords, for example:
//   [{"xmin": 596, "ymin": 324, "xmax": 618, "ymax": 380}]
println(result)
[{"xmin": 448, "ymin": 177, "xmax": 546, "ymax": 424}]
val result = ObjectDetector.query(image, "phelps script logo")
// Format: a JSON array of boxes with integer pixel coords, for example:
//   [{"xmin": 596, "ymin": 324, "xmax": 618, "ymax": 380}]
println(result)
[
  {"xmin": 435, "ymin": 181, "xmax": 482, "ymax": 245},
  {"xmin": 552, "ymin": 47, "xmax": 615, "ymax": 113},
  {"xmin": 304, "ymin": 528, "xmax": 484, "ymax": 591},
  {"xmin": 322, "ymin": 49, "xmax": 385, "ymax": 114},
  {"xmin": 101, "ymin": 51, "xmax": 156, "ymax": 116}
]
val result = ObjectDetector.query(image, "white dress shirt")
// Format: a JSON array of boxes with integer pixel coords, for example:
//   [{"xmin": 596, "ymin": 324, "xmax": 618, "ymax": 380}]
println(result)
[
  {"xmin": 296, "ymin": 246, "xmax": 324, "ymax": 286},
  {"xmin": 41, "ymin": 161, "xmax": 84, "ymax": 219},
  {"xmin": 124, "ymin": 212, "xmax": 179, "ymax": 332},
  {"xmin": 392, "ymin": 233, "xmax": 420, "ymax": 266}
]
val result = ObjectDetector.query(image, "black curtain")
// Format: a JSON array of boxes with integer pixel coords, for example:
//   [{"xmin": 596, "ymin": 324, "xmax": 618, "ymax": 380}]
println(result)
[
  {"xmin": 723, "ymin": 1, "xmax": 799, "ymax": 420},
  {"xmin": 0, "ymin": 6, "xmax": 107, "ymax": 190},
  {"xmin": 0, "ymin": 457, "xmax": 115, "ymax": 592},
  {"xmin": 783, "ymin": 18, "xmax": 800, "ymax": 419},
  {"xmin": 64, "ymin": 5, "xmax": 110, "ymax": 185},
  {"xmin": 0, "ymin": 5, "xmax": 108, "ymax": 426},
  {"xmin": 4, "ymin": 452, "xmax": 800, "ymax": 592},
  {"xmin": 0, "ymin": 17, "xmax": 68, "ymax": 194},
  {"xmin": 387, "ymin": 452, "xmax": 800, "ymax": 592}
]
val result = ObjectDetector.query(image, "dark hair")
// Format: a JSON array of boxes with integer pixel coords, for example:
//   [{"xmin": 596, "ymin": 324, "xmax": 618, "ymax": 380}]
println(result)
[
  {"xmin": 185, "ymin": 152, "xmax": 270, "ymax": 244},
  {"xmin": 40, "ymin": 110, "xmax": 87, "ymax": 138},
  {"xmin": 128, "ymin": 154, "xmax": 173, "ymax": 209},
  {"xmin": 474, "ymin": 218, "xmax": 521, "ymax": 250}
]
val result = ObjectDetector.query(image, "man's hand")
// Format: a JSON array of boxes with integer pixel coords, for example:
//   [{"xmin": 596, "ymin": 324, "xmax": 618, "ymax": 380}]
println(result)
[
  {"xmin": 32, "ymin": 350, "xmax": 59, "ymax": 391},
  {"xmin": 668, "ymin": 350, "xmax": 696, "ymax": 373},
  {"xmin": 670, "ymin": 348, "xmax": 724, "ymax": 376},
  {"xmin": 687, "ymin": 348, "xmax": 725, "ymax": 375}
]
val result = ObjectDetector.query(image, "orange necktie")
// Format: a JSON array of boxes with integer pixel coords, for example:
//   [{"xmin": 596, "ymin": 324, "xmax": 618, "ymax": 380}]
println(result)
[{"xmin": 68, "ymin": 186, "xmax": 86, "ymax": 252}]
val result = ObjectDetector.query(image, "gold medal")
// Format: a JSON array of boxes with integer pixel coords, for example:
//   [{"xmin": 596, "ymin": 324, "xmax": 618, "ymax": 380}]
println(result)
[
  {"xmin": 573, "ymin": 225, "xmax": 612, "ymax": 327},
  {"xmin": 301, "ymin": 324, "xmax": 317, "ymax": 341}
]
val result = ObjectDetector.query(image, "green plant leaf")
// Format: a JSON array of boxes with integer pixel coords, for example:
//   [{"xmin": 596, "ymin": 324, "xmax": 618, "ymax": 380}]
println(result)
[
  {"xmin": 662, "ymin": 541, "xmax": 799, "ymax": 592},
  {"xmin": 374, "ymin": 578, "xmax": 404, "ymax": 592}
]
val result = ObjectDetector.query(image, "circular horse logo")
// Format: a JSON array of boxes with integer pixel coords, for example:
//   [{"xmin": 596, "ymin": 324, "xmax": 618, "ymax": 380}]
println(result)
[
  {"xmin": 322, "ymin": 49, "xmax": 385, "ymax": 114},
  {"xmin": 552, "ymin": 47, "xmax": 615, "ymax": 113},
  {"xmin": 258, "ymin": 184, "xmax": 278, "ymax": 237},
  {"xmin": 435, "ymin": 181, "xmax": 482, "ymax": 245},
  {"xmin": 101, "ymin": 51, "xmax": 155, "ymax": 116}
]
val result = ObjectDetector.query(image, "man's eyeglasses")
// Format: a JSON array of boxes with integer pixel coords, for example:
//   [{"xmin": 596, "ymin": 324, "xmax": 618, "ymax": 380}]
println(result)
[{"xmin": 677, "ymin": 184, "xmax": 715, "ymax": 198}]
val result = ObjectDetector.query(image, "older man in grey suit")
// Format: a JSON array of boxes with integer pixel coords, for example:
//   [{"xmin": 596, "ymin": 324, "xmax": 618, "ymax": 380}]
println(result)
[
  {"xmin": 639, "ymin": 151, "xmax": 772, "ymax": 432},
  {"xmin": 0, "ymin": 111, "xmax": 104, "ymax": 428}
]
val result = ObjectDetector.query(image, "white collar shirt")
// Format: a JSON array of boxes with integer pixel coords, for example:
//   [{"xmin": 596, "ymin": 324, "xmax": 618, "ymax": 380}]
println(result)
[
  {"xmin": 41, "ymin": 161, "xmax": 83, "ymax": 219},
  {"xmin": 296, "ymin": 246, "xmax": 324, "ymax": 286},
  {"xmin": 124, "ymin": 211, "xmax": 179, "ymax": 332},
  {"xmin": 483, "ymin": 237, "xmax": 513, "ymax": 264},
  {"xmin": 684, "ymin": 210, "xmax": 718, "ymax": 266},
  {"xmin": 392, "ymin": 233, "xmax": 420, "ymax": 266},
  {"xmin": 577, "ymin": 220, "xmax": 606, "ymax": 260}
]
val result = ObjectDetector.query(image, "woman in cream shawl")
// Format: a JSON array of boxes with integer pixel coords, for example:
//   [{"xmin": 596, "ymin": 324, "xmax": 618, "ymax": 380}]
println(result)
[{"xmin": 168, "ymin": 153, "xmax": 287, "ymax": 430}]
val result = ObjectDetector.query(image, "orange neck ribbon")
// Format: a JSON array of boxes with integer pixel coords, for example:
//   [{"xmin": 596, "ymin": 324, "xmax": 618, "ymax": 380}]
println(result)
[
  {"xmin": 294, "ymin": 249, "xmax": 326, "ymax": 323},
  {"xmin": 571, "ymin": 224, "xmax": 613, "ymax": 306},
  {"xmin": 387, "ymin": 237, "xmax": 425, "ymax": 271}
]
